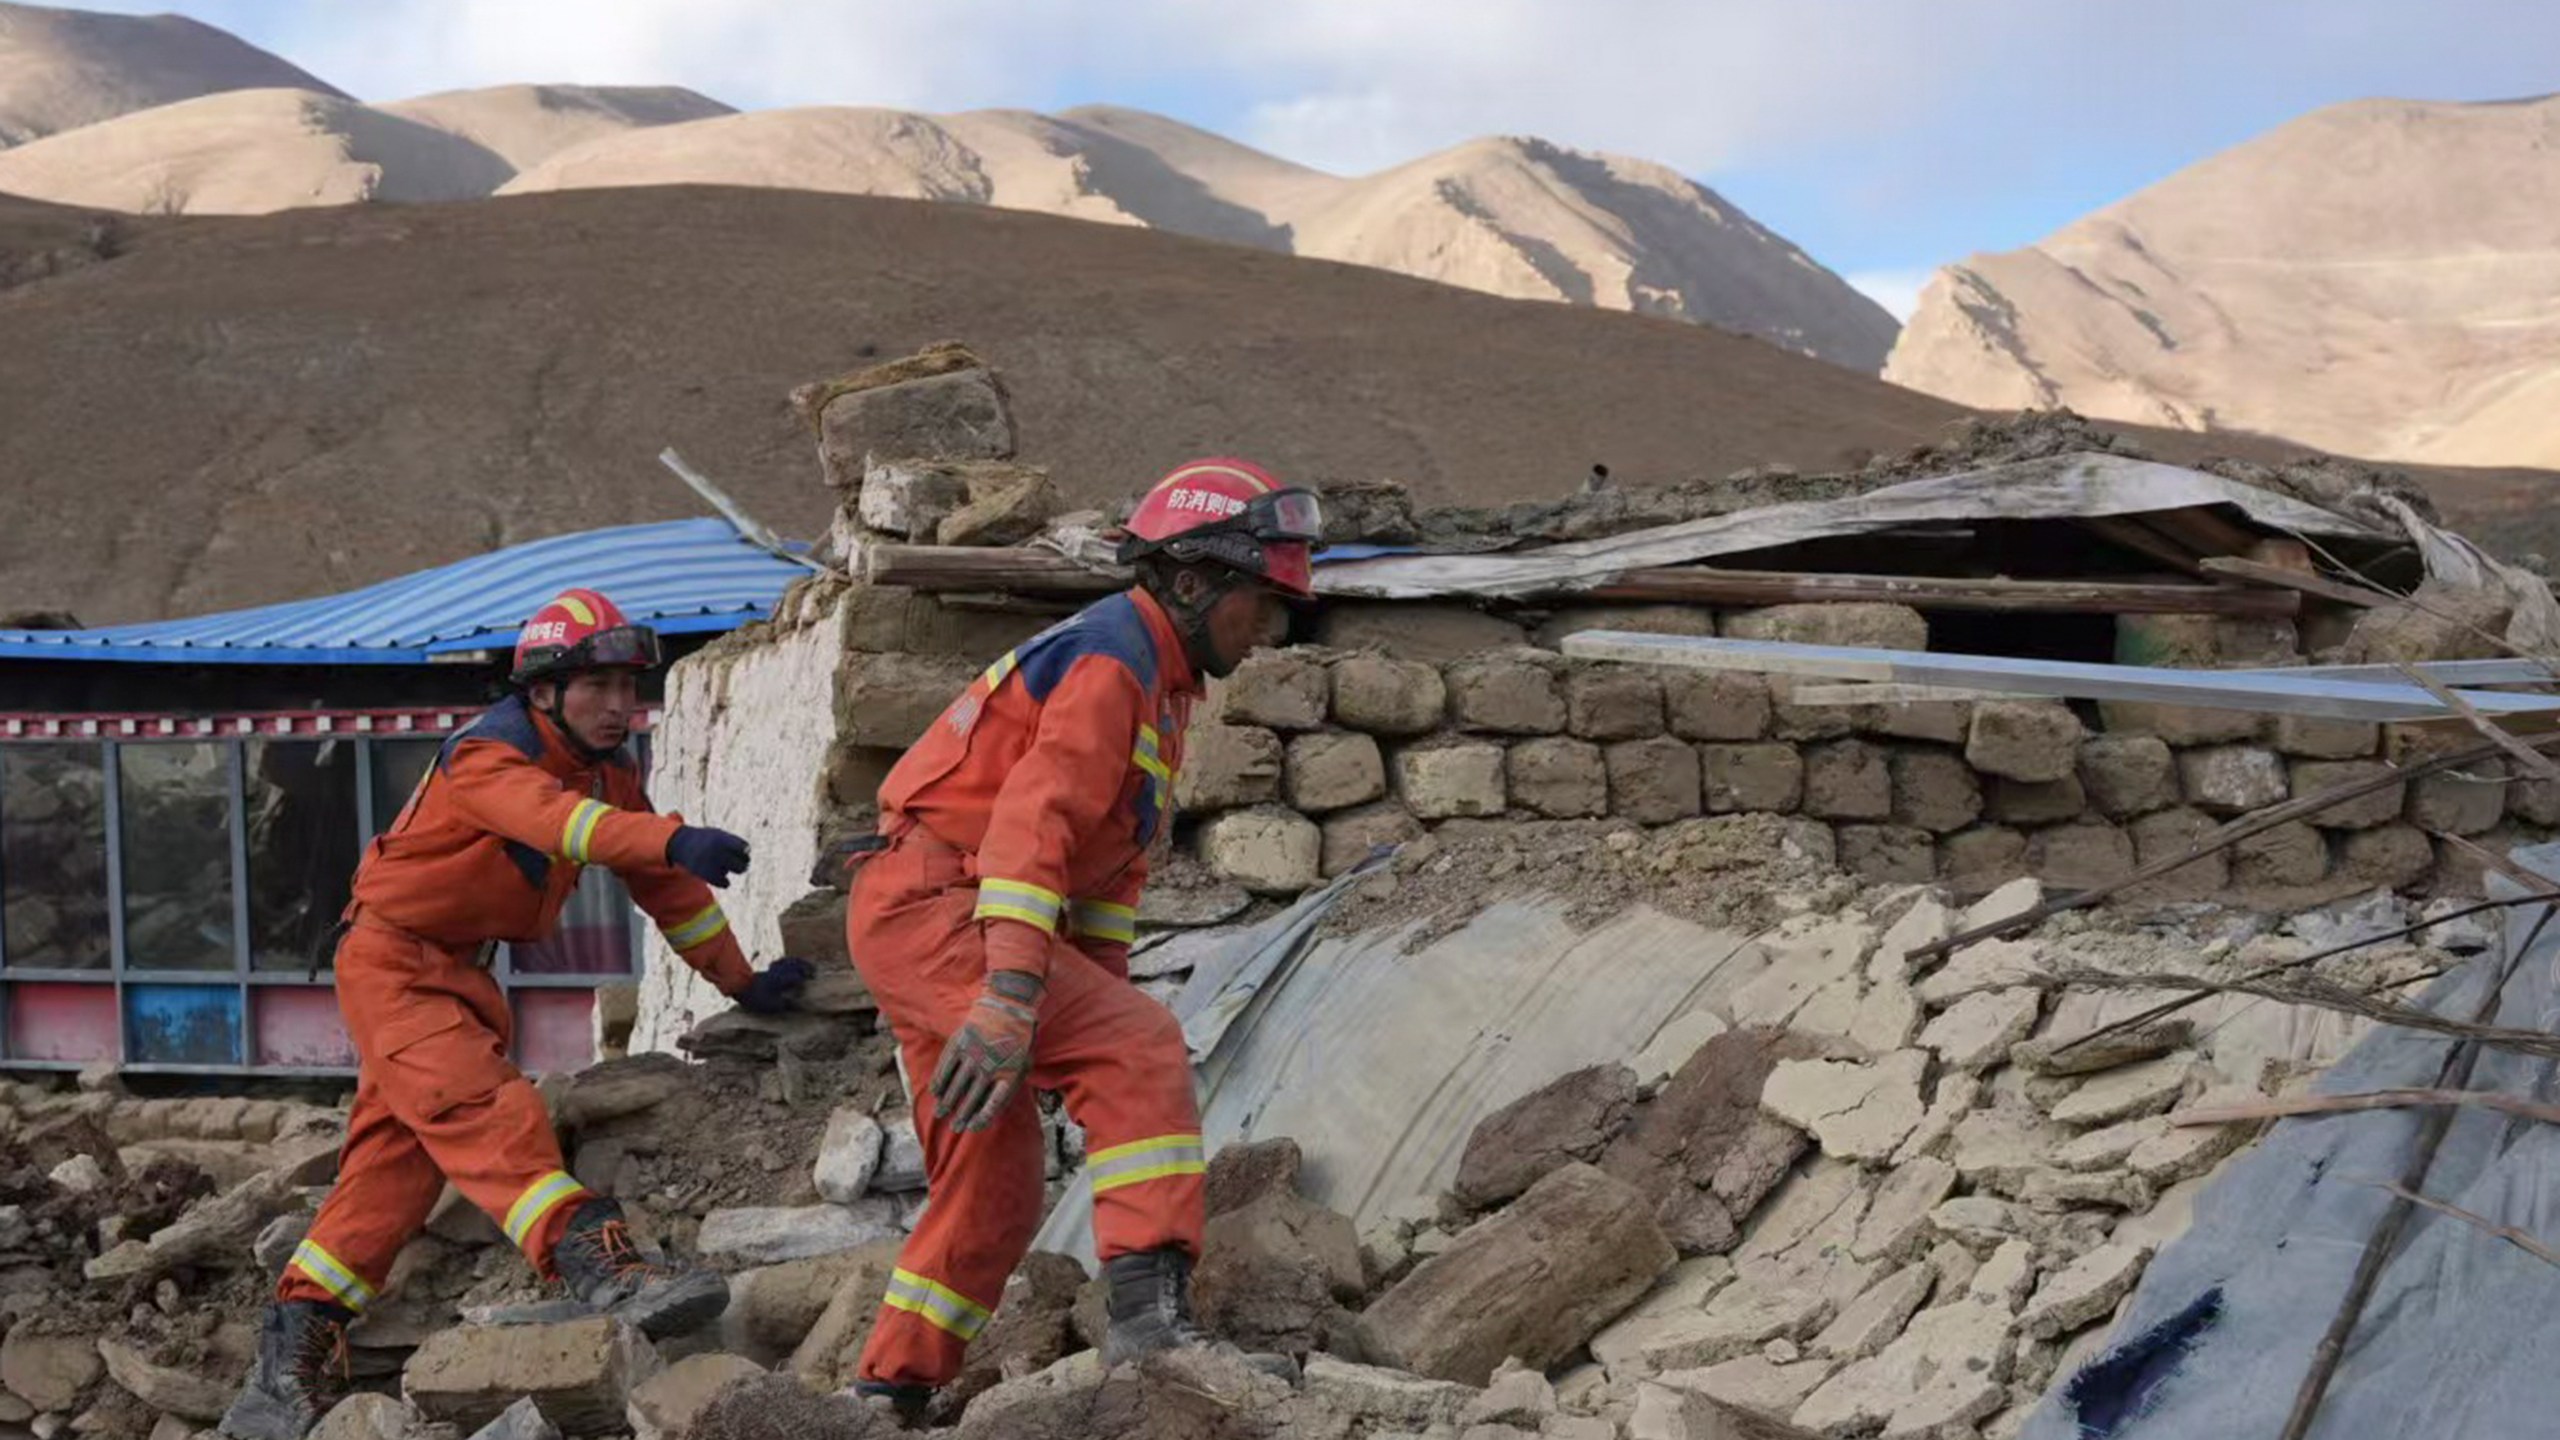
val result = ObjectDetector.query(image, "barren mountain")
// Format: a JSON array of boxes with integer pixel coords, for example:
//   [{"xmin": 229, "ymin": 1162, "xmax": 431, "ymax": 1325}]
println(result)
[
  {"xmin": 0, "ymin": 185, "xmax": 1959, "ymax": 625},
  {"xmin": 0, "ymin": 0, "xmax": 340, "ymax": 145},
  {"xmin": 1886, "ymin": 96, "xmax": 2560, "ymax": 469},
  {"xmin": 503, "ymin": 105, "xmax": 1900, "ymax": 370},
  {"xmin": 0, "ymin": 87, "xmax": 512, "ymax": 212},
  {"xmin": 379, "ymin": 84, "xmax": 736, "ymax": 171}
]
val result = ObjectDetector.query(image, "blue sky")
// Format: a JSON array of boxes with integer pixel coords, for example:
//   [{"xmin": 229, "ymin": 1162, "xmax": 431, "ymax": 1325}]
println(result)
[{"xmin": 88, "ymin": 0, "xmax": 2560, "ymax": 318}]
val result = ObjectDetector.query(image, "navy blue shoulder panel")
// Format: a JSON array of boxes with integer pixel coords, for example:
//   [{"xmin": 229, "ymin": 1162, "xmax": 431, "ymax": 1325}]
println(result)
[
  {"xmin": 437, "ymin": 695, "xmax": 545, "ymax": 770},
  {"xmin": 1013, "ymin": 593, "xmax": 1161, "ymax": 702}
]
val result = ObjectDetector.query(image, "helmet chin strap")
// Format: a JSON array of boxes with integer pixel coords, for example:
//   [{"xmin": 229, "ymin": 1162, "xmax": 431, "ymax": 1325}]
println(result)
[
  {"xmin": 536, "ymin": 682, "xmax": 617, "ymax": 763},
  {"xmin": 1152, "ymin": 566, "xmax": 1248, "ymax": 679}
]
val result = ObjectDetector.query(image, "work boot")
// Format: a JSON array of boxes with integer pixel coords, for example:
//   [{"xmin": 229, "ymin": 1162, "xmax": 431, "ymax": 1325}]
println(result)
[
  {"xmin": 217, "ymin": 1300, "xmax": 352, "ymax": 1440},
  {"xmin": 1099, "ymin": 1248, "xmax": 1297, "ymax": 1381},
  {"xmin": 849, "ymin": 1379, "xmax": 935, "ymax": 1429},
  {"xmin": 551, "ymin": 1198, "xmax": 730, "ymax": 1339}
]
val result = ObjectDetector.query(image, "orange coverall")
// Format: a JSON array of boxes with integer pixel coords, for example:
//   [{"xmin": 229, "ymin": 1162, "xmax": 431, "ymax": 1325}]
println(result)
[
  {"xmin": 852, "ymin": 587, "xmax": 1205, "ymax": 1388},
  {"xmin": 277, "ymin": 695, "xmax": 753, "ymax": 1315}
]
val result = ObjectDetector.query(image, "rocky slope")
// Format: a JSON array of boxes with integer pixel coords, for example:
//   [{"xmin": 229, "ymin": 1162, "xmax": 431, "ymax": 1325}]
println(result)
[{"xmin": 0, "ymin": 0, "xmax": 341, "ymax": 146}]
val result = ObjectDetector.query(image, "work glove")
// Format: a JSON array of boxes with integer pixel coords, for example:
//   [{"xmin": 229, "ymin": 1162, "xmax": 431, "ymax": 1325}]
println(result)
[
  {"xmin": 930, "ymin": 969, "xmax": 1044, "ymax": 1133},
  {"xmin": 667, "ymin": 825, "xmax": 751, "ymax": 888},
  {"xmin": 734, "ymin": 957, "xmax": 814, "ymax": 1015}
]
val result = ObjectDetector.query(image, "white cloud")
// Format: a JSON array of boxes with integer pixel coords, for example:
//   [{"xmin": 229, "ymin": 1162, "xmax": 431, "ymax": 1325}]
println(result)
[{"xmin": 1845, "ymin": 267, "xmax": 1941, "ymax": 323}]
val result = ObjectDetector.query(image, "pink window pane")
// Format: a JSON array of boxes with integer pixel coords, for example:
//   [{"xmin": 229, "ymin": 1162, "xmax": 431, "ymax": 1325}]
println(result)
[
  {"xmin": 512, "ymin": 990, "xmax": 594, "ymax": 1076},
  {"xmin": 256, "ymin": 987, "xmax": 356, "ymax": 1068},
  {"xmin": 8, "ymin": 983, "xmax": 119, "ymax": 1063}
]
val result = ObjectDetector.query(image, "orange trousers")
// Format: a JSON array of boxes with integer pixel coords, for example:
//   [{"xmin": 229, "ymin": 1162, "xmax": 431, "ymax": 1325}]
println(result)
[
  {"xmin": 850, "ymin": 829, "xmax": 1206, "ymax": 1389},
  {"xmin": 276, "ymin": 921, "xmax": 593, "ymax": 1313}
]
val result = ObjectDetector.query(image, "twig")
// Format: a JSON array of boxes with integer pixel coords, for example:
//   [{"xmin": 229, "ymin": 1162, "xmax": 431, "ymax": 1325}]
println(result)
[
  {"xmin": 2050, "ymin": 893, "xmax": 2549, "ymax": 1058},
  {"xmin": 2437, "ymin": 831, "xmax": 2560, "ymax": 902},
  {"xmin": 2040, "ymin": 965, "xmax": 2560, "ymax": 1061},
  {"xmin": 2366, "ymin": 1181, "xmax": 2560, "ymax": 1271},
  {"xmin": 2401, "ymin": 664, "xmax": 2560, "ymax": 790},
  {"xmin": 1909, "ymin": 732, "xmax": 2560, "ymax": 966},
  {"xmin": 2171, "ymin": 1086, "xmax": 2560, "ymax": 1130}
]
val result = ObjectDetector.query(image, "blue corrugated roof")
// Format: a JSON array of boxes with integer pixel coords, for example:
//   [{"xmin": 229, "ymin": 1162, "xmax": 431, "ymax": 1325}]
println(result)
[{"xmin": 0, "ymin": 518, "xmax": 809, "ymax": 665}]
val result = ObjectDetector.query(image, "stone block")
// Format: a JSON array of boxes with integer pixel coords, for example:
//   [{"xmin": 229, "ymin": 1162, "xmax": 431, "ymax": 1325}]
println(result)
[
  {"xmin": 2, "ymin": 1328, "xmax": 101, "ymax": 1412},
  {"xmin": 1216, "ymin": 651, "xmax": 1331, "ymax": 731},
  {"xmin": 1396, "ymin": 743, "xmax": 1509, "ymax": 820},
  {"xmin": 697, "ymin": 1202, "xmax": 901, "ymax": 1264},
  {"xmin": 1535, "ymin": 604, "xmax": 1718, "ymax": 648},
  {"xmin": 816, "ymin": 363, "xmax": 1014, "ymax": 484},
  {"xmin": 1568, "ymin": 668, "xmax": 1666, "ymax": 741},
  {"xmin": 2275, "ymin": 714, "xmax": 2380, "ymax": 760},
  {"xmin": 1838, "ymin": 826, "xmax": 1935, "ymax": 884},
  {"xmin": 1199, "ymin": 808, "xmax": 1323, "ymax": 894},
  {"xmin": 1507, "ymin": 738, "xmax": 1609, "ymax": 819},
  {"xmin": 1320, "ymin": 802, "xmax": 1426, "ymax": 877},
  {"xmin": 1665, "ymin": 672, "xmax": 1772, "ymax": 742},
  {"xmin": 1938, "ymin": 826, "xmax": 2027, "ymax": 898},
  {"xmin": 1447, "ymin": 658, "xmax": 1567, "ymax": 735},
  {"xmin": 1854, "ymin": 700, "xmax": 1972, "ymax": 745},
  {"xmin": 934, "ymin": 463, "xmax": 1058, "ymax": 548},
  {"xmin": 2338, "ymin": 825, "xmax": 2435, "ymax": 889},
  {"xmin": 1174, "ymin": 723, "xmax": 1283, "ymax": 811},
  {"xmin": 836, "ymin": 651, "xmax": 981, "ymax": 748},
  {"xmin": 2232, "ymin": 821, "xmax": 2330, "ymax": 888},
  {"xmin": 2287, "ymin": 760, "xmax": 2404, "ymax": 830},
  {"xmin": 1607, "ymin": 737, "xmax": 1704, "ymax": 824},
  {"xmin": 1888, "ymin": 749, "xmax": 1982, "ymax": 834},
  {"xmin": 854, "ymin": 461, "xmax": 965, "ymax": 538},
  {"xmin": 1455, "ymin": 1064, "xmax": 1642, "ymax": 1210},
  {"xmin": 1767, "ymin": 676, "xmax": 1855, "ymax": 743},
  {"xmin": 2126, "ymin": 809, "xmax": 2229, "ymax": 901},
  {"xmin": 2409, "ymin": 757, "xmax": 2508, "ymax": 835},
  {"xmin": 812, "ymin": 1107, "xmax": 884, "ymax": 1205},
  {"xmin": 1284, "ymin": 732, "xmax": 1387, "ymax": 813},
  {"xmin": 2078, "ymin": 735, "xmax": 2180, "ymax": 819},
  {"xmin": 1701, "ymin": 743, "xmax": 1803, "ymax": 814},
  {"xmin": 837, "ymin": 582, "xmax": 1050, "ymax": 661},
  {"xmin": 1988, "ymin": 774, "xmax": 2086, "ymax": 826},
  {"xmin": 402, "ymin": 1317, "xmax": 659, "ymax": 1434},
  {"xmin": 2178, "ymin": 746, "xmax": 2288, "ymax": 814},
  {"xmin": 1330, "ymin": 654, "xmax": 1447, "ymax": 736},
  {"xmin": 2097, "ymin": 700, "xmax": 2264, "ymax": 745},
  {"xmin": 775, "ymin": 890, "xmax": 851, "ymax": 970},
  {"xmin": 2513, "ymin": 778, "xmax": 2560, "ymax": 828},
  {"xmin": 2026, "ymin": 821, "xmax": 2136, "ymax": 890},
  {"xmin": 1762, "ymin": 1050, "xmax": 1931, "ymax": 1163},
  {"xmin": 1364, "ymin": 1164, "xmax": 1677, "ymax": 1386},
  {"xmin": 628, "ymin": 1353, "xmax": 764, "ymax": 1440},
  {"xmin": 1802, "ymin": 740, "xmax": 1891, "ymax": 821},
  {"xmin": 1317, "ymin": 603, "xmax": 1531, "ymax": 663},
  {"xmin": 1722, "ymin": 603, "xmax": 1927, "ymax": 652},
  {"xmin": 1966, "ymin": 702, "xmax": 2085, "ymax": 783}
]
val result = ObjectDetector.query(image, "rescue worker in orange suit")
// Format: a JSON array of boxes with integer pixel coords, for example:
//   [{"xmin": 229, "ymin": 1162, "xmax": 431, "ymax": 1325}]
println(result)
[
  {"xmin": 845, "ymin": 458, "xmax": 1321, "ymax": 1419},
  {"xmin": 222, "ymin": 589, "xmax": 814, "ymax": 1440}
]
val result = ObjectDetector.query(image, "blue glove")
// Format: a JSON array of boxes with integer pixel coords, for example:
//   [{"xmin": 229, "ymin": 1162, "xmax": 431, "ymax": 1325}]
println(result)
[
  {"xmin": 736, "ymin": 957, "xmax": 815, "ymax": 1015},
  {"xmin": 667, "ymin": 825, "xmax": 751, "ymax": 888}
]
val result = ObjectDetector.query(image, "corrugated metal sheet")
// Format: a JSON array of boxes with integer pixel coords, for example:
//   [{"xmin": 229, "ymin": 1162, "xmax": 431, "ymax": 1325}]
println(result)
[{"xmin": 0, "ymin": 519, "xmax": 807, "ymax": 665}]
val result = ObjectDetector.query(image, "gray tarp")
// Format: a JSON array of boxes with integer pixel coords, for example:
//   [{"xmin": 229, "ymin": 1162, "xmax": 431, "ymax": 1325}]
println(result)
[
  {"xmin": 1033, "ymin": 872, "xmax": 1770, "ymax": 1265},
  {"xmin": 2024, "ymin": 846, "xmax": 2560, "ymax": 1439}
]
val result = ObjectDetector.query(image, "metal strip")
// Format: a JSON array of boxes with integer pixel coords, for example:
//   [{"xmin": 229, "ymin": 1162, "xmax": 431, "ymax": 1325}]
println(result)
[
  {"xmin": 227, "ymin": 743, "xmax": 251, "ymax": 987},
  {"xmin": 1561, "ymin": 632, "xmax": 2560, "ymax": 724},
  {"xmin": 354, "ymin": 738, "xmax": 377, "ymax": 843},
  {"xmin": 102, "ymin": 741, "xmax": 126, "ymax": 1066}
]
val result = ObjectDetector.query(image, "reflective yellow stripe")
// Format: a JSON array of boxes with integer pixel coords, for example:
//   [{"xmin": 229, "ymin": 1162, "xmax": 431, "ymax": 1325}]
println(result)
[
  {"xmin": 883, "ymin": 1268, "xmax": 991, "ymax": 1340},
  {"xmin": 1087, "ymin": 1133, "xmax": 1207, "ymax": 1194},
  {"xmin": 289, "ymin": 1239, "xmax": 377, "ymax": 1310},
  {"xmin": 1137, "ymin": 723, "xmax": 1161, "ymax": 754},
  {"xmin": 975, "ymin": 879, "xmax": 1063, "ymax": 934},
  {"xmin": 502, "ymin": 1170, "xmax": 589, "ymax": 1251},
  {"xmin": 1132, "ymin": 749, "xmax": 1172, "ymax": 783},
  {"xmin": 559, "ymin": 798, "xmax": 611, "ymax": 862},
  {"xmin": 981, "ymin": 651, "xmax": 1020, "ymax": 690},
  {"xmin": 556, "ymin": 594, "xmax": 598, "ymax": 625},
  {"xmin": 1071, "ymin": 900, "xmax": 1138, "ymax": 945},
  {"xmin": 661, "ymin": 903, "xmax": 729, "ymax": 951}
]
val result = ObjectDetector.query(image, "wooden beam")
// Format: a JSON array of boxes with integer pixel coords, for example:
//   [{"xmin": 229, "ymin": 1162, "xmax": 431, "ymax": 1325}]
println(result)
[
  {"xmin": 1556, "ymin": 632, "xmax": 2560, "ymax": 724},
  {"xmin": 1585, "ymin": 568, "xmax": 2298, "ymax": 617},
  {"xmin": 2198, "ymin": 556, "xmax": 2392, "ymax": 609},
  {"xmin": 1785, "ymin": 683, "xmax": 2011, "ymax": 706},
  {"xmin": 865, "ymin": 543, "xmax": 1125, "ymax": 595},
  {"xmin": 2070, "ymin": 516, "xmax": 2209, "ymax": 578},
  {"xmin": 2137, "ymin": 504, "xmax": 2261, "ymax": 557},
  {"xmin": 2246, "ymin": 658, "xmax": 2560, "ymax": 685}
]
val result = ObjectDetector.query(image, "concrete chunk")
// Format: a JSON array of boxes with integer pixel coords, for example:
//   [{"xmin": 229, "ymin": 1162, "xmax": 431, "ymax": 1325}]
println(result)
[
  {"xmin": 2018, "ymin": 1242, "xmax": 2152, "ymax": 1339},
  {"xmin": 1284, "ymin": 731, "xmax": 1387, "ymax": 813},
  {"xmin": 1966, "ymin": 702, "xmax": 2084, "ymax": 783},
  {"xmin": 1199, "ymin": 807, "xmax": 1322, "ymax": 894},
  {"xmin": 403, "ymin": 1317, "xmax": 658, "ymax": 1434},
  {"xmin": 1761, "ymin": 1051, "xmax": 1930, "ymax": 1164},
  {"xmin": 1396, "ymin": 743, "xmax": 1509, "ymax": 819},
  {"xmin": 697, "ymin": 1202, "xmax": 900, "ymax": 1264},
  {"xmin": 1447, "ymin": 657, "xmax": 1567, "ymax": 735},
  {"xmin": 1331, "ymin": 654, "xmax": 1448, "ymax": 735}
]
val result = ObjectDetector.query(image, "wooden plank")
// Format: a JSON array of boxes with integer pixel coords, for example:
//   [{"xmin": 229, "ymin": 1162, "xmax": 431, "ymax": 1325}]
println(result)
[
  {"xmin": 865, "ymin": 543, "xmax": 1125, "ymax": 595},
  {"xmin": 2073, "ymin": 516, "xmax": 2208, "ymax": 577},
  {"xmin": 2198, "ymin": 556, "xmax": 2391, "ymax": 609},
  {"xmin": 1585, "ymin": 568, "xmax": 2298, "ymax": 616},
  {"xmin": 1556, "ymin": 632, "xmax": 2560, "ymax": 724},
  {"xmin": 2247, "ymin": 659, "xmax": 2560, "ymax": 685},
  {"xmin": 2138, "ymin": 504, "xmax": 2261, "ymax": 556}
]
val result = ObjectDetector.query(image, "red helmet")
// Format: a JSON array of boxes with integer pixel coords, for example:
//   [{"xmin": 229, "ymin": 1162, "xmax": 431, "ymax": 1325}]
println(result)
[
  {"xmin": 1116, "ymin": 458, "xmax": 1322, "ymax": 599},
  {"xmin": 511, "ymin": 588, "xmax": 663, "ymax": 686}
]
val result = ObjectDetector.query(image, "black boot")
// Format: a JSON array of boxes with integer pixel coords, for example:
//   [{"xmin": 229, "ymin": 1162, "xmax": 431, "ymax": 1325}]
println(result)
[
  {"xmin": 550, "ymin": 1199, "xmax": 729, "ymax": 1339},
  {"xmin": 218, "ymin": 1300, "xmax": 352, "ymax": 1440},
  {"xmin": 1099, "ymin": 1248, "xmax": 1296, "ymax": 1380},
  {"xmin": 850, "ymin": 1379, "xmax": 935, "ymax": 1429}
]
